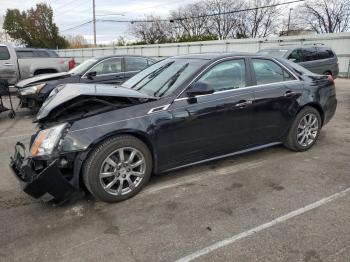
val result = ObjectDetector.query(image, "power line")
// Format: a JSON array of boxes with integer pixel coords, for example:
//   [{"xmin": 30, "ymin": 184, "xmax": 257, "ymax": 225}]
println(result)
[
  {"xmin": 60, "ymin": 0, "xmax": 305, "ymax": 33},
  {"xmin": 61, "ymin": 20, "xmax": 92, "ymax": 32},
  {"xmin": 99, "ymin": 0, "xmax": 305, "ymax": 24}
]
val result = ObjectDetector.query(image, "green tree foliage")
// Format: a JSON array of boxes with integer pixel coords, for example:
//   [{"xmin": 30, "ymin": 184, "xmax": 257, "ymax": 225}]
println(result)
[{"xmin": 3, "ymin": 3, "xmax": 68, "ymax": 48}]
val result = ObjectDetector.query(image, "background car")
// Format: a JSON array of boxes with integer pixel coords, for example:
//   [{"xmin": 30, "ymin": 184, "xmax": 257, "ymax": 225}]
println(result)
[
  {"xmin": 16, "ymin": 55, "xmax": 156, "ymax": 109},
  {"xmin": 258, "ymin": 44, "xmax": 339, "ymax": 78},
  {"xmin": 0, "ymin": 43, "xmax": 75, "ymax": 85},
  {"xmin": 10, "ymin": 53, "xmax": 337, "ymax": 204},
  {"xmin": 15, "ymin": 47, "xmax": 60, "ymax": 58}
]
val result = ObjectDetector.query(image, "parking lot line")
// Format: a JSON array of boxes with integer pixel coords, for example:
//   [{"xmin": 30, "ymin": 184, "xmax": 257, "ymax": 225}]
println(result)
[{"xmin": 175, "ymin": 187, "xmax": 350, "ymax": 262}]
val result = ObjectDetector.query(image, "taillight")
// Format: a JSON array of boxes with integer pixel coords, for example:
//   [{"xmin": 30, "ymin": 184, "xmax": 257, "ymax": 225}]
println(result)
[{"xmin": 69, "ymin": 59, "xmax": 75, "ymax": 70}]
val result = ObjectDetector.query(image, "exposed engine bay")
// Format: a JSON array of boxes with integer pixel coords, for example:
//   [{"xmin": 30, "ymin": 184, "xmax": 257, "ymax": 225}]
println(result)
[{"xmin": 37, "ymin": 96, "xmax": 151, "ymax": 126}]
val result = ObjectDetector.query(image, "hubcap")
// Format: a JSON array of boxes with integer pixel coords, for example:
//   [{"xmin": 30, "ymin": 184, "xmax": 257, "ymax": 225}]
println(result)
[
  {"xmin": 297, "ymin": 113, "xmax": 319, "ymax": 147},
  {"xmin": 99, "ymin": 147, "xmax": 146, "ymax": 196}
]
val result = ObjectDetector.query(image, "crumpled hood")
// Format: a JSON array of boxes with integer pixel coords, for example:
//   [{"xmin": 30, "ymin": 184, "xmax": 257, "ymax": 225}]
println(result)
[
  {"xmin": 16, "ymin": 72, "xmax": 71, "ymax": 88},
  {"xmin": 36, "ymin": 83, "xmax": 155, "ymax": 121}
]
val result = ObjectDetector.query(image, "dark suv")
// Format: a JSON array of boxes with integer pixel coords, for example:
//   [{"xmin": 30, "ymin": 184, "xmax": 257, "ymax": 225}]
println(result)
[{"xmin": 258, "ymin": 44, "xmax": 339, "ymax": 78}]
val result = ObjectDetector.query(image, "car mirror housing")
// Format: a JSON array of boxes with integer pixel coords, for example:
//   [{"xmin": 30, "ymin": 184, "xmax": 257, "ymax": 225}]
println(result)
[
  {"xmin": 288, "ymin": 58, "xmax": 297, "ymax": 62},
  {"xmin": 187, "ymin": 81, "xmax": 214, "ymax": 97},
  {"xmin": 86, "ymin": 71, "xmax": 97, "ymax": 80}
]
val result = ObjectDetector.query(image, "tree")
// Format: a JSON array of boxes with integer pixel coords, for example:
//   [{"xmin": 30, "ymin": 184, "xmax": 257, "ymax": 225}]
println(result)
[
  {"xmin": 130, "ymin": 15, "xmax": 173, "ymax": 44},
  {"xmin": 3, "ymin": 3, "xmax": 68, "ymax": 48},
  {"xmin": 170, "ymin": 2, "xmax": 212, "ymax": 38},
  {"xmin": 298, "ymin": 0, "xmax": 350, "ymax": 33},
  {"xmin": 205, "ymin": 0, "xmax": 243, "ymax": 40},
  {"xmin": 65, "ymin": 35, "xmax": 88, "ymax": 48},
  {"xmin": 239, "ymin": 0, "xmax": 281, "ymax": 38}
]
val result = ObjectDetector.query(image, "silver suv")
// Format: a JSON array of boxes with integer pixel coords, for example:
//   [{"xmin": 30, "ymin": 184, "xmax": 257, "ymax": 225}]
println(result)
[{"xmin": 258, "ymin": 44, "xmax": 339, "ymax": 78}]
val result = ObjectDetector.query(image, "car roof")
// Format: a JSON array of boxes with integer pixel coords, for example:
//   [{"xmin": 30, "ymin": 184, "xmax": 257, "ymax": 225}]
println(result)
[
  {"xmin": 171, "ymin": 52, "xmax": 259, "ymax": 60},
  {"xmin": 259, "ymin": 44, "xmax": 332, "ymax": 51},
  {"xmin": 95, "ymin": 55, "xmax": 157, "ymax": 61},
  {"xmin": 15, "ymin": 47, "xmax": 55, "ymax": 52}
]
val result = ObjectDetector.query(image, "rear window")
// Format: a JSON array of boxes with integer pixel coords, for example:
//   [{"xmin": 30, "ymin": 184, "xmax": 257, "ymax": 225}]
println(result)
[{"xmin": 0, "ymin": 46, "xmax": 10, "ymax": 60}]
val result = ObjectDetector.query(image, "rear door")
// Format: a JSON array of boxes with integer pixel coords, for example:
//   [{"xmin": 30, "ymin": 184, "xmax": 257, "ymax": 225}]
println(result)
[
  {"xmin": 0, "ymin": 45, "xmax": 17, "ymax": 85},
  {"xmin": 82, "ymin": 57, "xmax": 125, "ymax": 84},
  {"xmin": 249, "ymin": 58, "xmax": 303, "ymax": 145}
]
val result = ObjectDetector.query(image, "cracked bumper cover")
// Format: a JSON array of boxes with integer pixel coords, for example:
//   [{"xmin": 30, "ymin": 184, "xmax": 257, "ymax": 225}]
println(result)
[{"xmin": 10, "ymin": 142, "xmax": 80, "ymax": 202}]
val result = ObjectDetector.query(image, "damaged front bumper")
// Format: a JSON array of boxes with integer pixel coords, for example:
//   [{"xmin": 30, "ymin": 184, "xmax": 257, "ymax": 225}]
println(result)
[{"xmin": 10, "ymin": 142, "xmax": 82, "ymax": 203}]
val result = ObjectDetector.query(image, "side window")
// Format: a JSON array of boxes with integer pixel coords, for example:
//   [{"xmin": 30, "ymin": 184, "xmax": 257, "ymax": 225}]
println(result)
[
  {"xmin": 317, "ymin": 47, "xmax": 335, "ymax": 59},
  {"xmin": 288, "ymin": 49, "xmax": 303, "ymax": 62},
  {"xmin": 90, "ymin": 58, "xmax": 122, "ymax": 76},
  {"xmin": 252, "ymin": 59, "xmax": 295, "ymax": 85},
  {"xmin": 125, "ymin": 57, "xmax": 148, "ymax": 71},
  {"xmin": 302, "ymin": 47, "xmax": 318, "ymax": 61},
  {"xmin": 197, "ymin": 59, "xmax": 246, "ymax": 92},
  {"xmin": 0, "ymin": 46, "xmax": 10, "ymax": 60}
]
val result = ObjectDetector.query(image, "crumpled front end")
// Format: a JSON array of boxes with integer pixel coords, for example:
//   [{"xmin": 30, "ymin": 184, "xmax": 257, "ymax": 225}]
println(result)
[{"xmin": 10, "ymin": 142, "xmax": 83, "ymax": 203}]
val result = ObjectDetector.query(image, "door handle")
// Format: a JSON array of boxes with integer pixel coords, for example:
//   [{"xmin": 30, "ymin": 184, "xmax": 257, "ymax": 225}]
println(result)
[
  {"xmin": 284, "ymin": 91, "xmax": 295, "ymax": 97},
  {"xmin": 235, "ymin": 100, "xmax": 253, "ymax": 108},
  {"xmin": 115, "ymin": 75, "xmax": 123, "ymax": 79},
  {"xmin": 3, "ymin": 63, "xmax": 14, "ymax": 66}
]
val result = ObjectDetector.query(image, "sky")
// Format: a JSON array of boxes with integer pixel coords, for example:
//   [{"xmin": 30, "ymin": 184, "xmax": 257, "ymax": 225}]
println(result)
[{"xmin": 0, "ymin": 0, "xmax": 198, "ymax": 45}]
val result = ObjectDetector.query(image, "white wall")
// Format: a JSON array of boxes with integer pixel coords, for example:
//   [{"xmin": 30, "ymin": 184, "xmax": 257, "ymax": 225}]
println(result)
[{"xmin": 58, "ymin": 32, "xmax": 350, "ymax": 75}]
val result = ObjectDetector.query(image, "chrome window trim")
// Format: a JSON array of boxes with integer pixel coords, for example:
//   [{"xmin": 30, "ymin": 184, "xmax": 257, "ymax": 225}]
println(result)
[
  {"xmin": 174, "ymin": 80, "xmax": 300, "ymax": 102},
  {"xmin": 82, "ymin": 57, "xmax": 123, "ymax": 78},
  {"xmin": 173, "ymin": 57, "xmax": 300, "ymax": 103}
]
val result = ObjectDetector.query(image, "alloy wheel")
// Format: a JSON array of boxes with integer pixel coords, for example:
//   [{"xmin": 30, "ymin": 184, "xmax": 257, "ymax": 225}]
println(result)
[
  {"xmin": 297, "ymin": 113, "xmax": 319, "ymax": 147},
  {"xmin": 99, "ymin": 147, "xmax": 146, "ymax": 196}
]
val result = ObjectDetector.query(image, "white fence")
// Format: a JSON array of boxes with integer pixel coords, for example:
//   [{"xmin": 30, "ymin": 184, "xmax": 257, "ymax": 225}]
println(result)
[{"xmin": 58, "ymin": 32, "xmax": 350, "ymax": 75}]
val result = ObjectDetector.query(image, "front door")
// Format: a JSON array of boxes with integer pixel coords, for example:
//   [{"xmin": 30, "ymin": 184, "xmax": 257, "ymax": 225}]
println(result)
[
  {"xmin": 82, "ymin": 57, "xmax": 125, "ymax": 85},
  {"xmin": 0, "ymin": 46, "xmax": 17, "ymax": 85},
  {"xmin": 155, "ymin": 58, "xmax": 255, "ymax": 170}
]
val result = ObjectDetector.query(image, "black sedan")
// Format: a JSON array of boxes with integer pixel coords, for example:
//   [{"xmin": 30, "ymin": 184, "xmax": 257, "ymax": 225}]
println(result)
[
  {"xmin": 10, "ymin": 53, "xmax": 337, "ymax": 203},
  {"xmin": 16, "ymin": 55, "xmax": 156, "ymax": 109}
]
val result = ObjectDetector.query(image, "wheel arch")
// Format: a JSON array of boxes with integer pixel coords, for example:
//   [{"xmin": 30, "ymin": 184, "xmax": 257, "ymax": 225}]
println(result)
[
  {"xmin": 79, "ymin": 129, "xmax": 158, "ymax": 175},
  {"xmin": 299, "ymin": 102, "xmax": 325, "ymax": 126}
]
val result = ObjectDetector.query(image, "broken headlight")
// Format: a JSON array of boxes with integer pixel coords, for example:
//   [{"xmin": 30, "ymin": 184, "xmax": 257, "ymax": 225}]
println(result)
[
  {"xmin": 20, "ymin": 84, "xmax": 46, "ymax": 96},
  {"xmin": 30, "ymin": 123, "xmax": 68, "ymax": 157}
]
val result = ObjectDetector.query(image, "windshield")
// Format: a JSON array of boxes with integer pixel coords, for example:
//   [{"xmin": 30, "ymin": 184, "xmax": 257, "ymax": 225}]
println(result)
[
  {"xmin": 69, "ymin": 58, "xmax": 98, "ymax": 75},
  {"xmin": 122, "ymin": 58, "xmax": 208, "ymax": 97},
  {"xmin": 258, "ymin": 49, "xmax": 289, "ymax": 58}
]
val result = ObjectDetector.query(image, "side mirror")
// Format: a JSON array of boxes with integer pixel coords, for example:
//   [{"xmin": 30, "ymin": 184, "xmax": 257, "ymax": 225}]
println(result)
[
  {"xmin": 86, "ymin": 71, "xmax": 97, "ymax": 80},
  {"xmin": 288, "ymin": 58, "xmax": 297, "ymax": 62},
  {"xmin": 187, "ymin": 81, "xmax": 214, "ymax": 97}
]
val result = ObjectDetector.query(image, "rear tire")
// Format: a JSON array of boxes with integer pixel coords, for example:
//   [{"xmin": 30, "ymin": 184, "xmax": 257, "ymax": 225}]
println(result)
[
  {"xmin": 83, "ymin": 135, "xmax": 152, "ymax": 203},
  {"xmin": 284, "ymin": 106, "xmax": 321, "ymax": 152}
]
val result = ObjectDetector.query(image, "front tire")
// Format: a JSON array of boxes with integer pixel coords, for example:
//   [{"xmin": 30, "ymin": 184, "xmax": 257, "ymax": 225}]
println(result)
[
  {"xmin": 83, "ymin": 135, "xmax": 152, "ymax": 203},
  {"xmin": 284, "ymin": 106, "xmax": 321, "ymax": 152}
]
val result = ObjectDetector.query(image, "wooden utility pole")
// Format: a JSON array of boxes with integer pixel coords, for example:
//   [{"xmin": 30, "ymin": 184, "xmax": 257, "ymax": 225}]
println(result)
[{"xmin": 93, "ymin": 0, "xmax": 96, "ymax": 46}]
